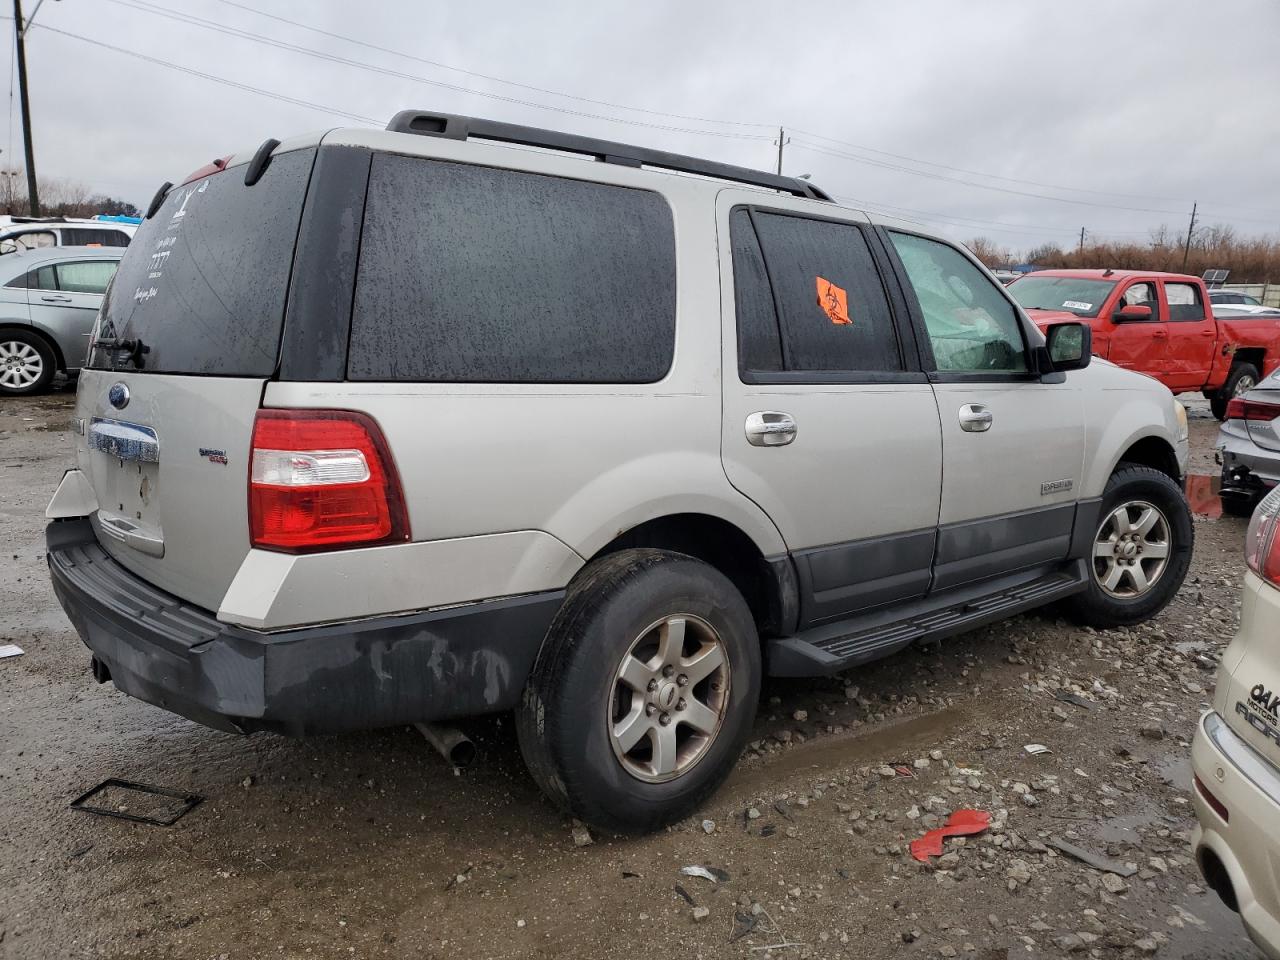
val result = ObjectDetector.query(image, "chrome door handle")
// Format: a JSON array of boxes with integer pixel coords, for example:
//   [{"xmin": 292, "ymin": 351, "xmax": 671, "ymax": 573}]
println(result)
[
  {"xmin": 958, "ymin": 403, "xmax": 993, "ymax": 433},
  {"xmin": 745, "ymin": 411, "xmax": 797, "ymax": 446},
  {"xmin": 40, "ymin": 294, "xmax": 72, "ymax": 302}
]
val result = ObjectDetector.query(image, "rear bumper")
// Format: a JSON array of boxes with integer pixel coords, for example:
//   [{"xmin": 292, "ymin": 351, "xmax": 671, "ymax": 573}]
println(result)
[
  {"xmin": 1192, "ymin": 711, "xmax": 1280, "ymax": 960},
  {"xmin": 46, "ymin": 518, "xmax": 562, "ymax": 736},
  {"xmin": 1219, "ymin": 433, "xmax": 1280, "ymax": 504}
]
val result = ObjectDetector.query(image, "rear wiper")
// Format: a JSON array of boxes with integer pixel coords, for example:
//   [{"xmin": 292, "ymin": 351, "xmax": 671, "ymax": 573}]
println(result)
[{"xmin": 91, "ymin": 336, "xmax": 150, "ymax": 368}]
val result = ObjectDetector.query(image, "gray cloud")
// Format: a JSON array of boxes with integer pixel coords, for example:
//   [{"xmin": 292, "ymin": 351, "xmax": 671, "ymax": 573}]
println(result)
[{"xmin": 16, "ymin": 0, "xmax": 1280, "ymax": 255}]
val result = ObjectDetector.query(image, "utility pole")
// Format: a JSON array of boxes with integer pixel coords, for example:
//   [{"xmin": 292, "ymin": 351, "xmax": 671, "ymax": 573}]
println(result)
[
  {"xmin": 774, "ymin": 126, "xmax": 789, "ymax": 176},
  {"xmin": 13, "ymin": 0, "xmax": 39, "ymax": 216},
  {"xmin": 1181, "ymin": 202, "xmax": 1198, "ymax": 271},
  {"xmin": 1078, "ymin": 227, "xmax": 1086, "ymax": 255}
]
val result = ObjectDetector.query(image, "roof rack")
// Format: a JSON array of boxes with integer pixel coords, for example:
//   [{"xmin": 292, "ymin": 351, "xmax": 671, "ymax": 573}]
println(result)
[{"xmin": 385, "ymin": 110, "xmax": 832, "ymax": 202}]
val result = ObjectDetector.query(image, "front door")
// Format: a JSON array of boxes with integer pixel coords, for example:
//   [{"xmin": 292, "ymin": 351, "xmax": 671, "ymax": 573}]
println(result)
[
  {"xmin": 1106, "ymin": 279, "xmax": 1169, "ymax": 385},
  {"xmin": 717, "ymin": 194, "xmax": 942, "ymax": 628},
  {"xmin": 881, "ymin": 229, "xmax": 1086, "ymax": 591}
]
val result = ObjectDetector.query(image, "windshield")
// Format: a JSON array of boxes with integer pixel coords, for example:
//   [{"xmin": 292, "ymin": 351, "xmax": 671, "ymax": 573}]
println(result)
[
  {"xmin": 1008, "ymin": 276, "xmax": 1116, "ymax": 318},
  {"xmin": 87, "ymin": 147, "xmax": 315, "ymax": 376}
]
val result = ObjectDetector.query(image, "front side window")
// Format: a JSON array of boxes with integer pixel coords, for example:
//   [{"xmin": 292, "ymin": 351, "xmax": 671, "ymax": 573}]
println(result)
[
  {"xmin": 56, "ymin": 259, "xmax": 119, "ymax": 295},
  {"xmin": 888, "ymin": 231, "xmax": 1026, "ymax": 373},
  {"xmin": 13, "ymin": 231, "xmax": 55, "ymax": 251},
  {"xmin": 348, "ymin": 156, "xmax": 677, "ymax": 383},
  {"xmin": 1165, "ymin": 282, "xmax": 1205, "ymax": 322},
  {"xmin": 1119, "ymin": 282, "xmax": 1157, "ymax": 312}
]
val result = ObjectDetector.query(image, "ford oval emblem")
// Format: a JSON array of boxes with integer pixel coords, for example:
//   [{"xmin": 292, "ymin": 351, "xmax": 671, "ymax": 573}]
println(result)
[{"xmin": 108, "ymin": 382, "xmax": 130, "ymax": 410}]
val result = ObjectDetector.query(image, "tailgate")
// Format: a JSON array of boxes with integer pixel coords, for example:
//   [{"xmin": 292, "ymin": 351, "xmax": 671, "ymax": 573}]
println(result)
[{"xmin": 73, "ymin": 369, "xmax": 264, "ymax": 612}]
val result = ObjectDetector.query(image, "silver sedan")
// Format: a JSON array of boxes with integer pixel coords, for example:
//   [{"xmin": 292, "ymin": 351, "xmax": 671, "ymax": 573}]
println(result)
[{"xmin": 0, "ymin": 246, "xmax": 123, "ymax": 396}]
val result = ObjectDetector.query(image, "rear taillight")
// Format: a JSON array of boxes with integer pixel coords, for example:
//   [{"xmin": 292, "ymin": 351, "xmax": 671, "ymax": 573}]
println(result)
[
  {"xmin": 1244, "ymin": 486, "xmax": 1280, "ymax": 585},
  {"xmin": 249, "ymin": 410, "xmax": 409, "ymax": 552},
  {"xmin": 1225, "ymin": 398, "xmax": 1280, "ymax": 422}
]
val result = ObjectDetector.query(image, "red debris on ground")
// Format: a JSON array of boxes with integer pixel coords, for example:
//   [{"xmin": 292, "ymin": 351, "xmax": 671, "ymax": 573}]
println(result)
[{"xmin": 909, "ymin": 809, "xmax": 992, "ymax": 862}]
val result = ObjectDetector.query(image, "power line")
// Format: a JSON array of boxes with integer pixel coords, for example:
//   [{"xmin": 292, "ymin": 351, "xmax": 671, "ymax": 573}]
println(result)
[
  {"xmin": 792, "ymin": 138, "xmax": 1280, "ymax": 226},
  {"xmin": 38, "ymin": 24, "xmax": 382, "ymax": 123},
  {"xmin": 203, "ymin": 0, "xmax": 773, "ymax": 132},
  {"xmin": 99, "ymin": 0, "xmax": 771, "ymax": 143}
]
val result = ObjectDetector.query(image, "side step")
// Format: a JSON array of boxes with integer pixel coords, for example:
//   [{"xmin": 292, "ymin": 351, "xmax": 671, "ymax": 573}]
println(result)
[{"xmin": 767, "ymin": 560, "xmax": 1087, "ymax": 677}]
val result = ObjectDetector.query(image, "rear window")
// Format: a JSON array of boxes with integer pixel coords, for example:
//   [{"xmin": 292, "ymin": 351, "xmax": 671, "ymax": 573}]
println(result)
[
  {"xmin": 88, "ymin": 148, "xmax": 315, "ymax": 375},
  {"xmin": 347, "ymin": 155, "xmax": 676, "ymax": 383}
]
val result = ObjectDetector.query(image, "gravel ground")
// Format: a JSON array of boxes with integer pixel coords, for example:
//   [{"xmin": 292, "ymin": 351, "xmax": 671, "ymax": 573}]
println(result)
[{"xmin": 0, "ymin": 391, "xmax": 1264, "ymax": 960}]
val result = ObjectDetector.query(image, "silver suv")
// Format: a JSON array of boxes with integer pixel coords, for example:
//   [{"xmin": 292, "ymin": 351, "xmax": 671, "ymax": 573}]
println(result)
[{"xmin": 46, "ymin": 111, "xmax": 1193, "ymax": 832}]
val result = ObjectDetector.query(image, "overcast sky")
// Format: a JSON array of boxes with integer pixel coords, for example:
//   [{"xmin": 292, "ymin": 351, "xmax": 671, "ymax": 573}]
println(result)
[{"xmin": 11, "ymin": 0, "xmax": 1280, "ymax": 256}]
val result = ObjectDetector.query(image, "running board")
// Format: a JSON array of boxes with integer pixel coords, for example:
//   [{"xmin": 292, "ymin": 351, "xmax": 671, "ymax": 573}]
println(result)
[{"xmin": 767, "ymin": 560, "xmax": 1088, "ymax": 677}]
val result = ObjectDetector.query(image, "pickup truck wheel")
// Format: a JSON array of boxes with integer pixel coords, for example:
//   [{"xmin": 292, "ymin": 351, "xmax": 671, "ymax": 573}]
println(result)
[
  {"xmin": 0, "ymin": 330, "xmax": 55, "ymax": 396},
  {"xmin": 516, "ymin": 548, "xmax": 760, "ymax": 834},
  {"xmin": 1064, "ymin": 464, "xmax": 1193, "ymax": 627},
  {"xmin": 1210, "ymin": 362, "xmax": 1260, "ymax": 420}
]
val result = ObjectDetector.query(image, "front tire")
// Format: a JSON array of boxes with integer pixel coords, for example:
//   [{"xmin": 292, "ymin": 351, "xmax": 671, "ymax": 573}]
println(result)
[
  {"xmin": 1210, "ymin": 362, "xmax": 1260, "ymax": 420},
  {"xmin": 516, "ymin": 548, "xmax": 760, "ymax": 834},
  {"xmin": 1064, "ymin": 464, "xmax": 1193, "ymax": 627}
]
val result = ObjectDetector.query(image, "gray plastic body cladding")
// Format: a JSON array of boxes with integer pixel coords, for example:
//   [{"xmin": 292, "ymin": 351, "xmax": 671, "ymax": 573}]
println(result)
[
  {"xmin": 47, "ymin": 519, "xmax": 561, "ymax": 736},
  {"xmin": 793, "ymin": 528, "xmax": 935, "ymax": 627}
]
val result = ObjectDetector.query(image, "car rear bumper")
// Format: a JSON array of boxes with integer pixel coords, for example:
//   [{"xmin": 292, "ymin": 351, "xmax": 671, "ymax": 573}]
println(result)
[
  {"xmin": 1218, "ymin": 432, "xmax": 1280, "ymax": 504},
  {"xmin": 1192, "ymin": 711, "xmax": 1280, "ymax": 960},
  {"xmin": 46, "ymin": 518, "xmax": 562, "ymax": 736}
]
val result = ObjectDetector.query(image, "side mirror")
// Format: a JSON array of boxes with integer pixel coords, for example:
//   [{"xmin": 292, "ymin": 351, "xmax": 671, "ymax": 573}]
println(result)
[
  {"xmin": 1114, "ymin": 304, "xmax": 1153, "ymax": 322},
  {"xmin": 1044, "ymin": 321, "xmax": 1091, "ymax": 372}
]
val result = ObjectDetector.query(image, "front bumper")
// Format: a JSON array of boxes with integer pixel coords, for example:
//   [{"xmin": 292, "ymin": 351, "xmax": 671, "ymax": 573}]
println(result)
[
  {"xmin": 1192, "ymin": 711, "xmax": 1280, "ymax": 960},
  {"xmin": 46, "ymin": 518, "xmax": 563, "ymax": 736}
]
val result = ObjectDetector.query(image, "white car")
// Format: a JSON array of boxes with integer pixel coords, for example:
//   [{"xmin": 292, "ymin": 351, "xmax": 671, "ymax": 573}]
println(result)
[
  {"xmin": 0, "ymin": 216, "xmax": 136, "ymax": 254},
  {"xmin": 1192, "ymin": 486, "xmax": 1280, "ymax": 958}
]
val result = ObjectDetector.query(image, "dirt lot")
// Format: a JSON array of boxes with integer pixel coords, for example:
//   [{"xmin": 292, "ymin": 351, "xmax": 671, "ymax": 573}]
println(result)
[{"xmin": 0, "ymin": 390, "xmax": 1264, "ymax": 960}]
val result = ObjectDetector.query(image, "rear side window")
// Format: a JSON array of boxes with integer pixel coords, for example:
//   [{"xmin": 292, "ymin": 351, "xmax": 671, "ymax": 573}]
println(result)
[
  {"xmin": 1165, "ymin": 281, "xmax": 1205, "ymax": 321},
  {"xmin": 88, "ymin": 148, "xmax": 315, "ymax": 375},
  {"xmin": 56, "ymin": 260, "xmax": 118, "ymax": 294},
  {"xmin": 348, "ymin": 155, "xmax": 676, "ymax": 383},
  {"xmin": 63, "ymin": 228, "xmax": 130, "ymax": 248},
  {"xmin": 730, "ymin": 208, "xmax": 902, "ymax": 375}
]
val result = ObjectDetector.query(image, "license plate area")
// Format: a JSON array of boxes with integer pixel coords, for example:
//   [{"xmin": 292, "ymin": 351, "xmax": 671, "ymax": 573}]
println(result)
[{"xmin": 88, "ymin": 418, "xmax": 164, "ymax": 554}]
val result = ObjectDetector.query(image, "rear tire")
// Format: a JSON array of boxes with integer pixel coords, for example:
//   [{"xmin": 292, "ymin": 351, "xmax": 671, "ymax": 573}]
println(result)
[
  {"xmin": 1210, "ymin": 362, "xmax": 1260, "ymax": 420},
  {"xmin": 0, "ymin": 330, "xmax": 56, "ymax": 396},
  {"xmin": 1064, "ymin": 464, "xmax": 1193, "ymax": 628},
  {"xmin": 516, "ymin": 548, "xmax": 760, "ymax": 834}
]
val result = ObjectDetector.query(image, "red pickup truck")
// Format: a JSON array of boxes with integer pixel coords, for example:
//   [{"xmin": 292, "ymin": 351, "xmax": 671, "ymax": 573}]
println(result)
[{"xmin": 1009, "ymin": 269, "xmax": 1280, "ymax": 418}]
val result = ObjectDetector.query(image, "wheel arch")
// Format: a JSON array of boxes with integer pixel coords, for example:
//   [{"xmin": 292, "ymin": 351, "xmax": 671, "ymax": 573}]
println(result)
[
  {"xmin": 587, "ymin": 512, "xmax": 798, "ymax": 638},
  {"xmin": 1115, "ymin": 434, "xmax": 1182, "ymax": 483},
  {"xmin": 1231, "ymin": 347, "xmax": 1265, "ymax": 375}
]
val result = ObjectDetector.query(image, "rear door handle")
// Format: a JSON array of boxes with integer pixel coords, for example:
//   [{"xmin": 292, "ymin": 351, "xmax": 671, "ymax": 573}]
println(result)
[
  {"xmin": 40, "ymin": 294, "xmax": 72, "ymax": 302},
  {"xmin": 1151, "ymin": 329, "xmax": 1168, "ymax": 340},
  {"xmin": 958, "ymin": 403, "xmax": 993, "ymax": 433},
  {"xmin": 745, "ymin": 411, "xmax": 797, "ymax": 446}
]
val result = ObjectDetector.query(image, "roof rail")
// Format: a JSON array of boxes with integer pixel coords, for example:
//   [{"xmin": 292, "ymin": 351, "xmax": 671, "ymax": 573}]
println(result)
[{"xmin": 385, "ymin": 110, "xmax": 832, "ymax": 202}]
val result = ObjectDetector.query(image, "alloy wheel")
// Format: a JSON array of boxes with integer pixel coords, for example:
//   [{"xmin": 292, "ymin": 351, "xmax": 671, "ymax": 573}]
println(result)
[
  {"xmin": 1092, "ymin": 500, "xmax": 1172, "ymax": 599},
  {"xmin": 0, "ymin": 340, "xmax": 43, "ymax": 390},
  {"xmin": 607, "ymin": 614, "xmax": 731, "ymax": 783}
]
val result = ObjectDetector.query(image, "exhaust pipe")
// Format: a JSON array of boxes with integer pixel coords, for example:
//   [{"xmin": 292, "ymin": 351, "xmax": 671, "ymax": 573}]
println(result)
[{"xmin": 414, "ymin": 722, "xmax": 477, "ymax": 769}]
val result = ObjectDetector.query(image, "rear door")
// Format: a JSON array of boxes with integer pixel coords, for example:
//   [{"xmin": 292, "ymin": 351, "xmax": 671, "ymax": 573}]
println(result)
[
  {"xmin": 1161, "ymin": 279, "xmax": 1217, "ymax": 391},
  {"xmin": 881, "ymin": 229, "xmax": 1085, "ymax": 590},
  {"xmin": 75, "ymin": 147, "xmax": 316, "ymax": 612},
  {"xmin": 26, "ymin": 259, "xmax": 118, "ymax": 369},
  {"xmin": 718, "ymin": 195, "xmax": 942, "ymax": 627}
]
